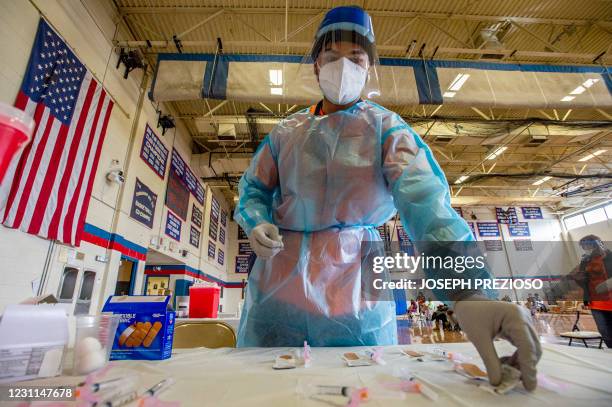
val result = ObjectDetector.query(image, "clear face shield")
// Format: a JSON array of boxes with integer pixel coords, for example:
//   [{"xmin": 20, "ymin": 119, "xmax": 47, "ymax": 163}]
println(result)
[{"xmin": 292, "ymin": 8, "xmax": 382, "ymax": 107}]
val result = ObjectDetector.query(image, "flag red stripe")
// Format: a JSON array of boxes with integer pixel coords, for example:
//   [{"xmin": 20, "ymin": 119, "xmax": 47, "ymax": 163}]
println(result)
[
  {"xmin": 47, "ymin": 79, "xmax": 97, "ymax": 239},
  {"xmin": 7, "ymin": 110, "xmax": 53, "ymax": 227},
  {"xmin": 74, "ymin": 98, "xmax": 113, "ymax": 245},
  {"xmin": 14, "ymin": 91, "xmax": 29, "ymax": 110},
  {"xmin": 2, "ymin": 101, "xmax": 46, "ymax": 223},
  {"xmin": 63, "ymin": 87, "xmax": 105, "ymax": 239},
  {"xmin": 27, "ymin": 123, "xmax": 70, "ymax": 235}
]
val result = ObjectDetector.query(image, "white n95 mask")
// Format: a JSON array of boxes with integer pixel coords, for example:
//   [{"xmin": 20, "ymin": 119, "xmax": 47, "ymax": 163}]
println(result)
[{"xmin": 318, "ymin": 57, "xmax": 368, "ymax": 105}]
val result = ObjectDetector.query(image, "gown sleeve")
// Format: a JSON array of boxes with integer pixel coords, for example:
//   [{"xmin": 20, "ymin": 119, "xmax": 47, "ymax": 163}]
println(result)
[
  {"xmin": 233, "ymin": 135, "xmax": 279, "ymax": 236},
  {"xmin": 381, "ymin": 114, "xmax": 495, "ymax": 301}
]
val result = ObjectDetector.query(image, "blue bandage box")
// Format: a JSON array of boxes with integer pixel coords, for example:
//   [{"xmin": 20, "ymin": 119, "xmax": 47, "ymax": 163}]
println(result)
[{"xmin": 102, "ymin": 295, "xmax": 175, "ymax": 360}]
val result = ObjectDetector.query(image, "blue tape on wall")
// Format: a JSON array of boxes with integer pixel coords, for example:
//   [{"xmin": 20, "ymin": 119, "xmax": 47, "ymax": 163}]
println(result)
[{"xmin": 202, "ymin": 55, "xmax": 228, "ymax": 99}]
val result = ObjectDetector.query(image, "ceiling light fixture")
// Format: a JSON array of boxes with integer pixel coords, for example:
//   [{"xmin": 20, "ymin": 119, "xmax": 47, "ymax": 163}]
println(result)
[
  {"xmin": 578, "ymin": 149, "xmax": 606, "ymax": 162},
  {"xmin": 454, "ymin": 175, "xmax": 469, "ymax": 184},
  {"xmin": 448, "ymin": 73, "xmax": 470, "ymax": 92},
  {"xmin": 486, "ymin": 146, "xmax": 508, "ymax": 160},
  {"xmin": 532, "ymin": 176, "xmax": 552, "ymax": 186}
]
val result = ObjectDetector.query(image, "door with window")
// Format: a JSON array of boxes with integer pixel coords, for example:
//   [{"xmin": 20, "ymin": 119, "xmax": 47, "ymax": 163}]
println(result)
[{"xmin": 74, "ymin": 270, "xmax": 96, "ymax": 315}]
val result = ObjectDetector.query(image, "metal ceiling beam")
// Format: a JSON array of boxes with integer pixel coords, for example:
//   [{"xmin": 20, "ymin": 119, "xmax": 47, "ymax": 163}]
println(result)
[
  {"xmin": 117, "ymin": 40, "xmax": 609, "ymax": 62},
  {"xmin": 117, "ymin": 6, "xmax": 612, "ymax": 28}
]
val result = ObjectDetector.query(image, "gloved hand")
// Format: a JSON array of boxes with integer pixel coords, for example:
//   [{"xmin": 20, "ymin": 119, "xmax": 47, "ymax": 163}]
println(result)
[
  {"xmin": 455, "ymin": 295, "xmax": 542, "ymax": 391},
  {"xmin": 249, "ymin": 223, "xmax": 284, "ymax": 259},
  {"xmin": 595, "ymin": 277, "xmax": 612, "ymax": 294}
]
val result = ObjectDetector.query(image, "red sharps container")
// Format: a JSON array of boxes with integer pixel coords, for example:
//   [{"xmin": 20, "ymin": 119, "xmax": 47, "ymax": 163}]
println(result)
[{"xmin": 189, "ymin": 285, "xmax": 221, "ymax": 318}]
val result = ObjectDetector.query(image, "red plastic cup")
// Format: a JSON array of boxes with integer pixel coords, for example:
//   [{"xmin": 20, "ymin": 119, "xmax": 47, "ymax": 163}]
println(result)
[{"xmin": 0, "ymin": 102, "xmax": 35, "ymax": 183}]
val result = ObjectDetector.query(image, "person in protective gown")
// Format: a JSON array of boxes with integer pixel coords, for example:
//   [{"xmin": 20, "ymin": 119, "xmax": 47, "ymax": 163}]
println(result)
[{"xmin": 234, "ymin": 5, "xmax": 542, "ymax": 391}]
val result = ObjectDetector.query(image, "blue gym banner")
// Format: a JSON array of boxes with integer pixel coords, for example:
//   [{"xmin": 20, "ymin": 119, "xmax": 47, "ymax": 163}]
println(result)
[
  {"xmin": 508, "ymin": 222, "xmax": 531, "ymax": 237},
  {"xmin": 169, "ymin": 148, "xmax": 204, "ymax": 205},
  {"xmin": 190, "ymin": 225, "xmax": 200, "ymax": 248},
  {"xmin": 235, "ymin": 256, "xmax": 250, "ymax": 273},
  {"xmin": 165, "ymin": 211, "xmax": 181, "ymax": 241},
  {"xmin": 217, "ymin": 249, "xmax": 224, "ymax": 265},
  {"xmin": 521, "ymin": 207, "xmax": 543, "ymax": 219},
  {"xmin": 130, "ymin": 178, "xmax": 157, "ymax": 229},
  {"xmin": 140, "ymin": 124, "xmax": 168, "ymax": 179},
  {"xmin": 208, "ymin": 241, "xmax": 216, "ymax": 259},
  {"xmin": 496, "ymin": 207, "xmax": 518, "ymax": 224},
  {"xmin": 191, "ymin": 204, "xmax": 202, "ymax": 229},
  {"xmin": 477, "ymin": 222, "xmax": 500, "ymax": 237}
]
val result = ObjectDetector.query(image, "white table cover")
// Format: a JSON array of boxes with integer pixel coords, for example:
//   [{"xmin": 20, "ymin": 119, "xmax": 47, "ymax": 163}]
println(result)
[{"xmin": 26, "ymin": 342, "xmax": 612, "ymax": 406}]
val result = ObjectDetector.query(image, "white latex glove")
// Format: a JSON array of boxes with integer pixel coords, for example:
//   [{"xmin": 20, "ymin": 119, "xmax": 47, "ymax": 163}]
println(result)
[
  {"xmin": 455, "ymin": 295, "xmax": 542, "ymax": 391},
  {"xmin": 249, "ymin": 223, "xmax": 284, "ymax": 259},
  {"xmin": 595, "ymin": 277, "xmax": 612, "ymax": 294}
]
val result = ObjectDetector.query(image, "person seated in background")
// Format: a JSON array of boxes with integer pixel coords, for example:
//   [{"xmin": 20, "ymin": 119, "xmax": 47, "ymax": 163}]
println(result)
[
  {"xmin": 447, "ymin": 309, "xmax": 460, "ymax": 331},
  {"xmin": 567, "ymin": 235, "xmax": 612, "ymax": 348},
  {"xmin": 533, "ymin": 293, "xmax": 548, "ymax": 312}
]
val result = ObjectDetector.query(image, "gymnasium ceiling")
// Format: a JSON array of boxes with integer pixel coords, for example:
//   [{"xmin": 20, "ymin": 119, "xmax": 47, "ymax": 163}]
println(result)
[{"xmin": 109, "ymin": 0, "xmax": 612, "ymax": 211}]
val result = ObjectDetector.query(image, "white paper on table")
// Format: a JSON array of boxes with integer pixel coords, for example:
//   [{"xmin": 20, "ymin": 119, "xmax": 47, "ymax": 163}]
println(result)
[{"xmin": 0, "ymin": 304, "xmax": 68, "ymax": 382}]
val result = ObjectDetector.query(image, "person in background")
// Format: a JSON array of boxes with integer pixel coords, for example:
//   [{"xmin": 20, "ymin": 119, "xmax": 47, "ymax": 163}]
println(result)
[
  {"xmin": 234, "ymin": 5, "xmax": 541, "ymax": 390},
  {"xmin": 408, "ymin": 300, "xmax": 418, "ymax": 315},
  {"xmin": 431, "ymin": 304, "xmax": 448, "ymax": 329},
  {"xmin": 447, "ymin": 309, "xmax": 460, "ymax": 331},
  {"xmin": 568, "ymin": 235, "xmax": 612, "ymax": 348}
]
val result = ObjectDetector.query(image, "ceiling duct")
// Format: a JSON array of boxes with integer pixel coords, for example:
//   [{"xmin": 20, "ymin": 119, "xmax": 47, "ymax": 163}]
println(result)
[
  {"xmin": 526, "ymin": 134, "xmax": 548, "ymax": 147},
  {"xmin": 474, "ymin": 23, "xmax": 509, "ymax": 60},
  {"xmin": 216, "ymin": 123, "xmax": 237, "ymax": 146}
]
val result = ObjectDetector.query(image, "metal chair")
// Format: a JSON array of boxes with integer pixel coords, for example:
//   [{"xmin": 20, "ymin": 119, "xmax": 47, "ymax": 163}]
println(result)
[{"xmin": 173, "ymin": 321, "xmax": 237, "ymax": 349}]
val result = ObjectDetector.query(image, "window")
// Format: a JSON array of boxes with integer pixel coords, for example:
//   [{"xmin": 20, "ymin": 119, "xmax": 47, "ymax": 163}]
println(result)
[
  {"xmin": 58, "ymin": 267, "xmax": 79, "ymax": 301},
  {"xmin": 584, "ymin": 207, "xmax": 607, "ymax": 225},
  {"xmin": 79, "ymin": 270, "xmax": 96, "ymax": 300},
  {"xmin": 564, "ymin": 214, "xmax": 585, "ymax": 230}
]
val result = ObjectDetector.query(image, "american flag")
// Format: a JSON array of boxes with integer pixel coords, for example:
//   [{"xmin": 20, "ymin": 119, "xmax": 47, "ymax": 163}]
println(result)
[{"xmin": 0, "ymin": 19, "xmax": 113, "ymax": 246}]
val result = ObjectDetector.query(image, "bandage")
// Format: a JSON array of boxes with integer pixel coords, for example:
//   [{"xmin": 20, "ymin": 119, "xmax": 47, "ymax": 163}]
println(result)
[
  {"xmin": 126, "ymin": 322, "xmax": 152, "ymax": 347},
  {"xmin": 143, "ymin": 321, "xmax": 163, "ymax": 348},
  {"xmin": 118, "ymin": 325, "xmax": 136, "ymax": 346}
]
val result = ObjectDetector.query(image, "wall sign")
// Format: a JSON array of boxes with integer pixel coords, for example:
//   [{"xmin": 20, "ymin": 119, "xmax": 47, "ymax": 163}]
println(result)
[
  {"xmin": 210, "ymin": 196, "xmax": 220, "ymax": 222},
  {"xmin": 496, "ymin": 207, "xmax": 518, "ymax": 224},
  {"xmin": 521, "ymin": 207, "xmax": 543, "ymax": 219},
  {"xmin": 130, "ymin": 178, "xmax": 157, "ymax": 229},
  {"xmin": 452, "ymin": 206, "xmax": 463, "ymax": 217},
  {"xmin": 238, "ymin": 242, "xmax": 253, "ymax": 255},
  {"xmin": 165, "ymin": 211, "xmax": 181, "ymax": 241},
  {"xmin": 208, "ymin": 241, "xmax": 216, "ymax": 259},
  {"xmin": 219, "ymin": 227, "xmax": 226, "ymax": 244},
  {"xmin": 477, "ymin": 222, "xmax": 500, "ymax": 237},
  {"xmin": 508, "ymin": 222, "xmax": 531, "ymax": 237},
  {"xmin": 484, "ymin": 240, "xmax": 503, "ymax": 251},
  {"xmin": 191, "ymin": 204, "xmax": 202, "ymax": 229},
  {"xmin": 140, "ymin": 124, "xmax": 168, "ymax": 179},
  {"xmin": 189, "ymin": 225, "xmax": 200, "ymax": 248},
  {"xmin": 235, "ymin": 256, "xmax": 250, "ymax": 273},
  {"xmin": 238, "ymin": 226, "xmax": 248, "ymax": 240},
  {"xmin": 220, "ymin": 210, "xmax": 227, "ymax": 227},
  {"xmin": 217, "ymin": 249, "xmax": 224, "ymax": 265},
  {"xmin": 209, "ymin": 218, "xmax": 218, "ymax": 241}
]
